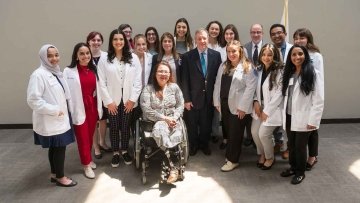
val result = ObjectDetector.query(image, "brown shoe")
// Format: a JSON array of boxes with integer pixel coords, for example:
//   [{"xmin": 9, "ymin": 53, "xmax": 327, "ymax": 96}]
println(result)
[
  {"xmin": 282, "ymin": 150, "xmax": 289, "ymax": 159},
  {"xmin": 167, "ymin": 169, "xmax": 179, "ymax": 184}
]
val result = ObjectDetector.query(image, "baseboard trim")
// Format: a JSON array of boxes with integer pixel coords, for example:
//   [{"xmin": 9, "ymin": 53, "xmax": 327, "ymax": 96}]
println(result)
[{"xmin": 0, "ymin": 118, "xmax": 359, "ymax": 129}]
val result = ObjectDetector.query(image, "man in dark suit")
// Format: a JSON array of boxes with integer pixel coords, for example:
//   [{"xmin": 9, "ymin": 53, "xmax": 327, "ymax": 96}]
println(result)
[
  {"xmin": 181, "ymin": 28, "xmax": 222, "ymax": 156},
  {"xmin": 243, "ymin": 23, "xmax": 265, "ymax": 147}
]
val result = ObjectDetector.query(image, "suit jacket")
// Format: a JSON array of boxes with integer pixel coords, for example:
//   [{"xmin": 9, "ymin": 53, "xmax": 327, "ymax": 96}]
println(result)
[
  {"xmin": 244, "ymin": 40, "xmax": 265, "ymax": 65},
  {"xmin": 181, "ymin": 48, "xmax": 222, "ymax": 109},
  {"xmin": 150, "ymin": 54, "xmax": 182, "ymax": 86}
]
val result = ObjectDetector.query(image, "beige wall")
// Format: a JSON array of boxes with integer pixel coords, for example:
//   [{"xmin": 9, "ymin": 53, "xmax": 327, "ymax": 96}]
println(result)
[{"xmin": 1, "ymin": 0, "xmax": 359, "ymax": 124}]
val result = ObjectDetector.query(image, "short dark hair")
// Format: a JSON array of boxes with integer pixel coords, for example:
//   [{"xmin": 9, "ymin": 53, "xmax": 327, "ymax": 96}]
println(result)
[
  {"xmin": 86, "ymin": 31, "xmax": 104, "ymax": 45},
  {"xmin": 269, "ymin": 24, "xmax": 286, "ymax": 35}
]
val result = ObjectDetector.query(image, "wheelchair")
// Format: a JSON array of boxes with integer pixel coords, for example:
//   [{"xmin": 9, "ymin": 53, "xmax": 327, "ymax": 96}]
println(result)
[{"xmin": 133, "ymin": 117, "xmax": 189, "ymax": 184}]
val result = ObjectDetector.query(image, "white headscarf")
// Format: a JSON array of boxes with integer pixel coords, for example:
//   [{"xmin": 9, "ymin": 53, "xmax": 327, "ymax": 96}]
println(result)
[{"xmin": 39, "ymin": 44, "xmax": 71, "ymax": 100}]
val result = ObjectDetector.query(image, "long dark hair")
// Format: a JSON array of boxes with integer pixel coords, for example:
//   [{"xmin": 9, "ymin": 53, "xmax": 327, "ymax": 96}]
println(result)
[
  {"xmin": 282, "ymin": 45, "xmax": 316, "ymax": 96},
  {"xmin": 68, "ymin": 42, "xmax": 98, "ymax": 79},
  {"xmin": 258, "ymin": 43, "xmax": 284, "ymax": 91},
  {"xmin": 206, "ymin": 20, "xmax": 224, "ymax": 44},
  {"xmin": 157, "ymin": 32, "xmax": 179, "ymax": 62},
  {"xmin": 107, "ymin": 29, "xmax": 132, "ymax": 64},
  {"xmin": 220, "ymin": 24, "xmax": 240, "ymax": 48},
  {"xmin": 174, "ymin": 18, "xmax": 194, "ymax": 49},
  {"xmin": 152, "ymin": 61, "xmax": 174, "ymax": 92},
  {"xmin": 145, "ymin": 26, "xmax": 160, "ymax": 53},
  {"xmin": 293, "ymin": 28, "xmax": 320, "ymax": 53},
  {"xmin": 118, "ymin": 24, "xmax": 134, "ymax": 49}
]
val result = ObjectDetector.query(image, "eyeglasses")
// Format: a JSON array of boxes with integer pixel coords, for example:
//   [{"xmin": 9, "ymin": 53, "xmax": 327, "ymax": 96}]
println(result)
[
  {"xmin": 157, "ymin": 70, "xmax": 170, "ymax": 74},
  {"xmin": 123, "ymin": 30, "xmax": 132, "ymax": 34},
  {"xmin": 270, "ymin": 31, "xmax": 284, "ymax": 37},
  {"xmin": 250, "ymin": 31, "xmax": 262, "ymax": 35},
  {"xmin": 147, "ymin": 33, "xmax": 156, "ymax": 36}
]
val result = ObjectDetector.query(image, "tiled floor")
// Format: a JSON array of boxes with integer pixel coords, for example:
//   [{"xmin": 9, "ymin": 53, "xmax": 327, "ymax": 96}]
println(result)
[{"xmin": 0, "ymin": 123, "xmax": 360, "ymax": 203}]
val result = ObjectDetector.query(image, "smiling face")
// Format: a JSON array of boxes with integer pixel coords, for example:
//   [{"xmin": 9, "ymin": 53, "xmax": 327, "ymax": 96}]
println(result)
[
  {"xmin": 88, "ymin": 34, "xmax": 103, "ymax": 52},
  {"xmin": 112, "ymin": 33, "xmax": 125, "ymax": 52},
  {"xmin": 270, "ymin": 26, "xmax": 286, "ymax": 47},
  {"xmin": 122, "ymin": 27, "xmax": 132, "ymax": 40},
  {"xmin": 134, "ymin": 37, "xmax": 147, "ymax": 55},
  {"xmin": 47, "ymin": 47, "xmax": 60, "ymax": 66},
  {"xmin": 250, "ymin": 24, "xmax": 263, "ymax": 44},
  {"xmin": 162, "ymin": 36, "xmax": 173, "ymax": 54},
  {"xmin": 261, "ymin": 48, "xmax": 274, "ymax": 68},
  {"xmin": 226, "ymin": 44, "xmax": 241, "ymax": 64},
  {"xmin": 208, "ymin": 23, "xmax": 220, "ymax": 39},
  {"xmin": 291, "ymin": 47, "xmax": 305, "ymax": 68},
  {"xmin": 156, "ymin": 64, "xmax": 171, "ymax": 87},
  {"xmin": 224, "ymin": 29, "xmax": 235, "ymax": 43},
  {"xmin": 146, "ymin": 30, "xmax": 157, "ymax": 44},
  {"xmin": 77, "ymin": 46, "xmax": 91, "ymax": 66},
  {"xmin": 293, "ymin": 35, "xmax": 308, "ymax": 47},
  {"xmin": 176, "ymin": 22, "xmax": 188, "ymax": 39},
  {"xmin": 195, "ymin": 30, "xmax": 208, "ymax": 52}
]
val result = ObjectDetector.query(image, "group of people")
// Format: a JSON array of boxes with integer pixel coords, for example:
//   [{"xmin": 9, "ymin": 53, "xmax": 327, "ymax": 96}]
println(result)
[{"xmin": 27, "ymin": 18, "xmax": 324, "ymax": 187}]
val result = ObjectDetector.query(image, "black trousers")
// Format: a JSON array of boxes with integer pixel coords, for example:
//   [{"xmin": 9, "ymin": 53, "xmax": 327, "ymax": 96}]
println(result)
[
  {"xmin": 221, "ymin": 100, "xmax": 251, "ymax": 163},
  {"xmin": 48, "ymin": 146, "xmax": 66, "ymax": 178},
  {"xmin": 308, "ymin": 130, "xmax": 319, "ymax": 157},
  {"xmin": 184, "ymin": 103, "xmax": 214, "ymax": 148},
  {"xmin": 286, "ymin": 114, "xmax": 311, "ymax": 176}
]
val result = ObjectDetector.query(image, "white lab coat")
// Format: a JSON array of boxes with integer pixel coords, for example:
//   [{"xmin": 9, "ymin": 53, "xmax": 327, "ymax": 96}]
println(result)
[
  {"xmin": 27, "ymin": 67, "xmax": 71, "ymax": 136},
  {"xmin": 282, "ymin": 71, "xmax": 324, "ymax": 131},
  {"xmin": 252, "ymin": 69, "xmax": 283, "ymax": 126},
  {"xmin": 97, "ymin": 53, "xmax": 142, "ymax": 107},
  {"xmin": 143, "ymin": 52, "xmax": 153, "ymax": 86},
  {"xmin": 63, "ymin": 66, "xmax": 103, "ymax": 125},
  {"xmin": 213, "ymin": 62, "xmax": 257, "ymax": 114}
]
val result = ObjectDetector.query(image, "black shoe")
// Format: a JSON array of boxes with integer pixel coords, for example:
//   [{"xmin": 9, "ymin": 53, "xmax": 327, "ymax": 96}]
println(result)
[
  {"xmin": 94, "ymin": 152, "xmax": 102, "ymax": 159},
  {"xmin": 280, "ymin": 168, "xmax": 295, "ymax": 177},
  {"xmin": 122, "ymin": 152, "xmax": 133, "ymax": 165},
  {"xmin": 189, "ymin": 146, "xmax": 198, "ymax": 156},
  {"xmin": 111, "ymin": 154, "xmax": 120, "ymax": 168},
  {"xmin": 211, "ymin": 136, "xmax": 219, "ymax": 143},
  {"xmin": 219, "ymin": 142, "xmax": 227, "ymax": 150},
  {"xmin": 256, "ymin": 162, "xmax": 264, "ymax": 168},
  {"xmin": 306, "ymin": 157, "xmax": 318, "ymax": 171},
  {"xmin": 261, "ymin": 159, "xmax": 275, "ymax": 170},
  {"xmin": 55, "ymin": 179, "xmax": 77, "ymax": 187},
  {"xmin": 243, "ymin": 138, "xmax": 253, "ymax": 147},
  {"xmin": 291, "ymin": 174, "xmax": 305, "ymax": 184},
  {"xmin": 201, "ymin": 146, "xmax": 211, "ymax": 156}
]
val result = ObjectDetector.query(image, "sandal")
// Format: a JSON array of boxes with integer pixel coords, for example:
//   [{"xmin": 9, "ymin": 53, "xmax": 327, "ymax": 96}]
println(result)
[{"xmin": 167, "ymin": 169, "xmax": 179, "ymax": 184}]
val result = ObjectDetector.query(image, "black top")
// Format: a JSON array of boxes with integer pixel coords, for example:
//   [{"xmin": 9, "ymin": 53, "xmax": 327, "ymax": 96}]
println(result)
[
  {"xmin": 220, "ymin": 69, "xmax": 235, "ymax": 100},
  {"xmin": 260, "ymin": 67, "xmax": 271, "ymax": 102}
]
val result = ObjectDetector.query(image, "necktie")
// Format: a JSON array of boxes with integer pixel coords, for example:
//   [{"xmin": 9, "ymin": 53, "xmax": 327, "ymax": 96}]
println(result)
[
  {"xmin": 200, "ymin": 52, "xmax": 206, "ymax": 76},
  {"xmin": 253, "ymin": 45, "xmax": 258, "ymax": 66}
]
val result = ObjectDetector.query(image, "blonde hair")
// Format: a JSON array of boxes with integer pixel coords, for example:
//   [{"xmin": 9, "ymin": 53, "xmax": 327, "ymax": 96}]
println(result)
[{"xmin": 224, "ymin": 40, "xmax": 251, "ymax": 74}]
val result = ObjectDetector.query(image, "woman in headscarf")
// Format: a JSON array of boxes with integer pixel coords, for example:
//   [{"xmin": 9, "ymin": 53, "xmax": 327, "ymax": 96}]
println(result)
[{"xmin": 27, "ymin": 44, "xmax": 77, "ymax": 187}]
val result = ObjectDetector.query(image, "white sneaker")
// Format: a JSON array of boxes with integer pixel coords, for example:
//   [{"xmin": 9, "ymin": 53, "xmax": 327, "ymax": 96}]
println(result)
[
  {"xmin": 90, "ymin": 161, "xmax": 96, "ymax": 170},
  {"xmin": 221, "ymin": 161, "xmax": 239, "ymax": 172},
  {"xmin": 84, "ymin": 166, "xmax": 95, "ymax": 179}
]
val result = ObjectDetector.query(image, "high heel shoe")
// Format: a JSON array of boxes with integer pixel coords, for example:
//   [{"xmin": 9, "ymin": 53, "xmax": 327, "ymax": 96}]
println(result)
[
  {"xmin": 261, "ymin": 159, "xmax": 275, "ymax": 170},
  {"xmin": 306, "ymin": 157, "xmax": 318, "ymax": 171}
]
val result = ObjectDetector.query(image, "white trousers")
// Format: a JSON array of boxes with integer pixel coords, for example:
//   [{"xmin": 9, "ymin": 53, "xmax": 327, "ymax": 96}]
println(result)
[{"xmin": 251, "ymin": 119, "xmax": 278, "ymax": 159}]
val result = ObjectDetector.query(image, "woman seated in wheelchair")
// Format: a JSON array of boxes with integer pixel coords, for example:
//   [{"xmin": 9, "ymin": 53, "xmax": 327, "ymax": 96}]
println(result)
[{"xmin": 140, "ymin": 60, "xmax": 184, "ymax": 184}]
